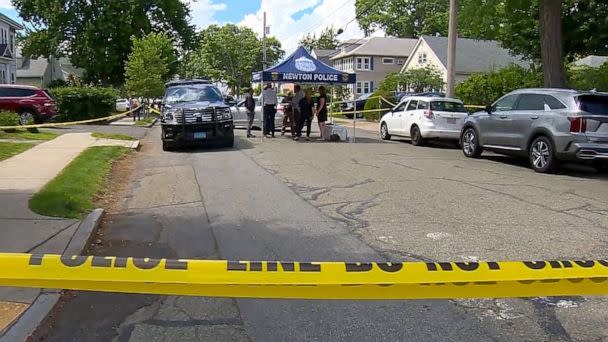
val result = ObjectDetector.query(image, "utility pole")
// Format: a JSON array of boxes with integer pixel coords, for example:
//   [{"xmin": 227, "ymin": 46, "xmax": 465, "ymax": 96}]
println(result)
[
  {"xmin": 446, "ymin": 0, "xmax": 458, "ymax": 97},
  {"xmin": 261, "ymin": 11, "xmax": 267, "ymax": 139}
]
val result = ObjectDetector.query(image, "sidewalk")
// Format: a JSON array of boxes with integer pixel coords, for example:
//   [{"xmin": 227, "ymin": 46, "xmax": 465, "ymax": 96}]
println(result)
[
  {"xmin": 0, "ymin": 133, "xmax": 137, "ymax": 336},
  {"xmin": 332, "ymin": 118, "xmax": 379, "ymax": 133}
]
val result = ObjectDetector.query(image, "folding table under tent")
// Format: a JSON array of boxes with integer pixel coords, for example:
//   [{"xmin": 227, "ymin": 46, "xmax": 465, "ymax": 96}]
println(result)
[{"xmin": 252, "ymin": 46, "xmax": 358, "ymax": 141}]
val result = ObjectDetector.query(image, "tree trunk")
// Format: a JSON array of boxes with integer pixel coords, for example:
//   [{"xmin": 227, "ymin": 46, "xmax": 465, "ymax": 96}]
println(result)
[{"xmin": 539, "ymin": 0, "xmax": 566, "ymax": 88}]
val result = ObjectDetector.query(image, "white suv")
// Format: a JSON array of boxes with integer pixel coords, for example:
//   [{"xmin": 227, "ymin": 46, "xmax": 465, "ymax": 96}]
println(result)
[{"xmin": 380, "ymin": 96, "xmax": 468, "ymax": 145}]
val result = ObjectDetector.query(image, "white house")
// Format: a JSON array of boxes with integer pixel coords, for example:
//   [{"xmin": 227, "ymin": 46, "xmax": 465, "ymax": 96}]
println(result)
[
  {"xmin": 16, "ymin": 48, "xmax": 85, "ymax": 87},
  {"xmin": 0, "ymin": 12, "xmax": 23, "ymax": 84},
  {"xmin": 401, "ymin": 35, "xmax": 528, "ymax": 88}
]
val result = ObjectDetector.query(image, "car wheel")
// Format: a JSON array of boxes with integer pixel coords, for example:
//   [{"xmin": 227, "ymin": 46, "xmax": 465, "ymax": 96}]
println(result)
[
  {"xmin": 461, "ymin": 128, "xmax": 482, "ymax": 158},
  {"xmin": 19, "ymin": 110, "xmax": 36, "ymax": 125},
  {"xmin": 380, "ymin": 122, "xmax": 391, "ymax": 140},
  {"xmin": 410, "ymin": 126, "xmax": 424, "ymax": 146},
  {"xmin": 529, "ymin": 136, "xmax": 556, "ymax": 173},
  {"xmin": 224, "ymin": 137, "xmax": 234, "ymax": 148}
]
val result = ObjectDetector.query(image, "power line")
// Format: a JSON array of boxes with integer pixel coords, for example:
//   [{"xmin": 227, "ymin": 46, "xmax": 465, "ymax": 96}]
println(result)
[{"xmin": 299, "ymin": 0, "xmax": 355, "ymax": 37}]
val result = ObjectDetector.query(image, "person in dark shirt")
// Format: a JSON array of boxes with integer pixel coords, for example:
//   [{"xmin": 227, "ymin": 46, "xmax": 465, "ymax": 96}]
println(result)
[
  {"xmin": 317, "ymin": 86, "xmax": 328, "ymax": 140},
  {"xmin": 297, "ymin": 88, "xmax": 314, "ymax": 141},
  {"xmin": 244, "ymin": 88, "xmax": 256, "ymax": 138}
]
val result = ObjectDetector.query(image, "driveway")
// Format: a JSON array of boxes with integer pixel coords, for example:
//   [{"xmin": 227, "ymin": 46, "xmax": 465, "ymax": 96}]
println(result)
[{"xmin": 33, "ymin": 125, "xmax": 608, "ymax": 341}]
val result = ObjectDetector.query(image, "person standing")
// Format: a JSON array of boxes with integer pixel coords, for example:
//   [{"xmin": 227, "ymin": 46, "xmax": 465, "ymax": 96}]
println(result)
[
  {"xmin": 281, "ymin": 92, "xmax": 294, "ymax": 136},
  {"xmin": 245, "ymin": 88, "xmax": 256, "ymax": 138},
  {"xmin": 317, "ymin": 86, "xmax": 328, "ymax": 140},
  {"xmin": 297, "ymin": 88, "xmax": 314, "ymax": 141},
  {"xmin": 291, "ymin": 85, "xmax": 304, "ymax": 141},
  {"xmin": 261, "ymin": 83, "xmax": 277, "ymax": 138}
]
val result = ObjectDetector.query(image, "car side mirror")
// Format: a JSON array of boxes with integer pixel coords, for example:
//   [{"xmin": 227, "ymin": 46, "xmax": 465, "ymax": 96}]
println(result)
[{"xmin": 485, "ymin": 105, "xmax": 493, "ymax": 114}]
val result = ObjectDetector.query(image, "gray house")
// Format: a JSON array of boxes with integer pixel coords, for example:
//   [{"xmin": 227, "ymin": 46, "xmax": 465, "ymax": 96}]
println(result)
[
  {"xmin": 0, "ymin": 12, "xmax": 23, "ymax": 84},
  {"xmin": 16, "ymin": 48, "xmax": 84, "ymax": 87},
  {"xmin": 330, "ymin": 37, "xmax": 418, "ymax": 99},
  {"xmin": 572, "ymin": 55, "xmax": 608, "ymax": 68},
  {"xmin": 311, "ymin": 49, "xmax": 338, "ymax": 66},
  {"xmin": 401, "ymin": 35, "xmax": 528, "ymax": 88}
]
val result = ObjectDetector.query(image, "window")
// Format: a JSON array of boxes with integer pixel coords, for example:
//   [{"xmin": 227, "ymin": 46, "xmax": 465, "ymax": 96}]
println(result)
[
  {"xmin": 417, "ymin": 101, "xmax": 429, "ymax": 110},
  {"xmin": 397, "ymin": 59, "xmax": 405, "ymax": 65},
  {"xmin": 493, "ymin": 95, "xmax": 519, "ymax": 112},
  {"xmin": 431, "ymin": 101, "xmax": 467, "ymax": 112},
  {"xmin": 577, "ymin": 95, "xmax": 608, "ymax": 115},
  {"xmin": 515, "ymin": 94, "xmax": 546, "ymax": 110},
  {"xmin": 543, "ymin": 95, "xmax": 567, "ymax": 110},
  {"xmin": 356, "ymin": 57, "xmax": 371, "ymax": 70},
  {"xmin": 418, "ymin": 53, "xmax": 427, "ymax": 65},
  {"xmin": 11, "ymin": 73, "xmax": 15, "ymax": 84},
  {"xmin": 394, "ymin": 101, "xmax": 408, "ymax": 112},
  {"xmin": 382, "ymin": 58, "xmax": 394, "ymax": 64},
  {"xmin": 407, "ymin": 100, "xmax": 418, "ymax": 111},
  {"xmin": 356, "ymin": 81, "xmax": 371, "ymax": 94},
  {"xmin": 9, "ymin": 34, "xmax": 13, "ymax": 53}
]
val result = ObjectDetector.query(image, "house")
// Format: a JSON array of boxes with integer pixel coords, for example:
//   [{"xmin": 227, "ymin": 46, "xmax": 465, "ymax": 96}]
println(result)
[
  {"xmin": 572, "ymin": 55, "xmax": 608, "ymax": 68},
  {"xmin": 0, "ymin": 12, "xmax": 23, "ymax": 84},
  {"xmin": 16, "ymin": 48, "xmax": 85, "ymax": 87},
  {"xmin": 401, "ymin": 35, "xmax": 528, "ymax": 88},
  {"xmin": 330, "ymin": 37, "xmax": 418, "ymax": 99},
  {"xmin": 311, "ymin": 49, "xmax": 339, "ymax": 66}
]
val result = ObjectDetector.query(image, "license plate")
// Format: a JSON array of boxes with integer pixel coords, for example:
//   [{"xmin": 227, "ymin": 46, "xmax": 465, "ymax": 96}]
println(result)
[
  {"xmin": 446, "ymin": 118, "xmax": 457, "ymax": 124},
  {"xmin": 194, "ymin": 132, "xmax": 207, "ymax": 139}
]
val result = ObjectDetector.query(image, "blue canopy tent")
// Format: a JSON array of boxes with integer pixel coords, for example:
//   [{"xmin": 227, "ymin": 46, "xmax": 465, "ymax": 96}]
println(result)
[{"xmin": 252, "ymin": 46, "xmax": 356, "ymax": 84}]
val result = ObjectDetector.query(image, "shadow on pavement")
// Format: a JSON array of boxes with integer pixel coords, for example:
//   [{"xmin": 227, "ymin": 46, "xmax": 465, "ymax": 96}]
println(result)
[{"xmin": 480, "ymin": 155, "xmax": 608, "ymax": 179}]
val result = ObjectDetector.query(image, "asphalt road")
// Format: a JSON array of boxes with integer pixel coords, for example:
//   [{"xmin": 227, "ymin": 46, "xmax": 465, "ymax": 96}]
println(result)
[{"xmin": 32, "ymin": 124, "xmax": 608, "ymax": 341}]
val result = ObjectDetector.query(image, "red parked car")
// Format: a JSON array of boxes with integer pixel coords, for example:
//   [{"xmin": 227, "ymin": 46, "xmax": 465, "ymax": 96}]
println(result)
[{"xmin": 0, "ymin": 85, "xmax": 58, "ymax": 124}]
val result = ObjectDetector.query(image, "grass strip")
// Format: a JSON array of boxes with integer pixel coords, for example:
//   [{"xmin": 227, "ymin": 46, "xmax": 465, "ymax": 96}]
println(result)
[
  {"xmin": 29, "ymin": 146, "xmax": 131, "ymax": 218},
  {"xmin": 134, "ymin": 116, "xmax": 157, "ymax": 127},
  {"xmin": 0, "ymin": 142, "xmax": 34, "ymax": 161},
  {"xmin": 0, "ymin": 129, "xmax": 59, "ymax": 141},
  {"xmin": 91, "ymin": 132, "xmax": 136, "ymax": 141}
]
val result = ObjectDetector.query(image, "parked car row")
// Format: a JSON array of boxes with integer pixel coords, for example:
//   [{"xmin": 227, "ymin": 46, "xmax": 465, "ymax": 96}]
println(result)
[
  {"xmin": 230, "ymin": 96, "xmax": 285, "ymax": 130},
  {"xmin": 380, "ymin": 88, "xmax": 608, "ymax": 173}
]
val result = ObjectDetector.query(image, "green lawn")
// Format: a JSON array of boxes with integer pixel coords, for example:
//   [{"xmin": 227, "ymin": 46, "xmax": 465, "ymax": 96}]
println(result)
[
  {"xmin": 0, "ymin": 129, "xmax": 59, "ymax": 141},
  {"xmin": 29, "ymin": 146, "xmax": 131, "ymax": 218},
  {"xmin": 134, "ymin": 116, "xmax": 157, "ymax": 127},
  {"xmin": 0, "ymin": 142, "xmax": 34, "ymax": 161},
  {"xmin": 91, "ymin": 132, "xmax": 136, "ymax": 140}
]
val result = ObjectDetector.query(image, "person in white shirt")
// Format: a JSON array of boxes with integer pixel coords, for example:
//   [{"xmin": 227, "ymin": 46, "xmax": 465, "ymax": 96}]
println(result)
[{"xmin": 261, "ymin": 83, "xmax": 278, "ymax": 137}]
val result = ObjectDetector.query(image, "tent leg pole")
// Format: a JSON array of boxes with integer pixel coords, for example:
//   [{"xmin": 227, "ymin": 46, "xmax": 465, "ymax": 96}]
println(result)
[{"xmin": 352, "ymin": 108, "xmax": 356, "ymax": 143}]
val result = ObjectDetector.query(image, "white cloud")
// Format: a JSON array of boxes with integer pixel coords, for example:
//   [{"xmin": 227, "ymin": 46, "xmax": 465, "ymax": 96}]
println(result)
[
  {"xmin": 185, "ymin": 0, "xmax": 227, "ymax": 29},
  {"xmin": 239, "ymin": 0, "xmax": 384, "ymax": 55},
  {"xmin": 0, "ymin": 0, "xmax": 14, "ymax": 9}
]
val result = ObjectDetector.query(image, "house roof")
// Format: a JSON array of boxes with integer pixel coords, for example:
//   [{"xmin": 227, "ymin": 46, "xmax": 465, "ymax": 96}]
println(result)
[
  {"xmin": 312, "ymin": 49, "xmax": 339, "ymax": 58},
  {"xmin": 0, "ymin": 13, "xmax": 24, "ymax": 30},
  {"xmin": 17, "ymin": 57, "xmax": 49, "ymax": 78},
  {"xmin": 415, "ymin": 35, "xmax": 528, "ymax": 74},
  {"xmin": 573, "ymin": 55, "xmax": 608, "ymax": 68},
  {"xmin": 331, "ymin": 37, "xmax": 417, "ymax": 60}
]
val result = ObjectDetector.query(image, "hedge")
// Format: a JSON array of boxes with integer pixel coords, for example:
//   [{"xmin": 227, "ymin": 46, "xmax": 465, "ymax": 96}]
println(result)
[
  {"xmin": 49, "ymin": 87, "xmax": 118, "ymax": 122},
  {"xmin": 363, "ymin": 90, "xmax": 396, "ymax": 121},
  {"xmin": 0, "ymin": 111, "xmax": 19, "ymax": 131}
]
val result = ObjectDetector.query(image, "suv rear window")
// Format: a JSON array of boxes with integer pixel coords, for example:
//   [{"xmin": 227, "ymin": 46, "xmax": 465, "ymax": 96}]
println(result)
[
  {"xmin": 578, "ymin": 95, "xmax": 608, "ymax": 115},
  {"xmin": 431, "ymin": 101, "xmax": 466, "ymax": 112}
]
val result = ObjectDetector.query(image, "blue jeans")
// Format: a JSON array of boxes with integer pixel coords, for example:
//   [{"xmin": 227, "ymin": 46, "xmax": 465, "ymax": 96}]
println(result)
[{"xmin": 263, "ymin": 105, "xmax": 276, "ymax": 135}]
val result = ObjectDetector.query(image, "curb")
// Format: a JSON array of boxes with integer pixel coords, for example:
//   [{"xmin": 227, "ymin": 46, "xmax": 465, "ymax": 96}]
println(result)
[
  {"xmin": 1, "ymin": 209, "xmax": 105, "ymax": 342},
  {"xmin": 130, "ymin": 140, "xmax": 140, "ymax": 151},
  {"xmin": 146, "ymin": 118, "xmax": 158, "ymax": 128}
]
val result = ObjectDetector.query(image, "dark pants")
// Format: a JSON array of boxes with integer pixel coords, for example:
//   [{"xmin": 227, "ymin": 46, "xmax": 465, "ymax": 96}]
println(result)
[
  {"xmin": 297, "ymin": 114, "xmax": 312, "ymax": 138},
  {"xmin": 246, "ymin": 111, "xmax": 254, "ymax": 136},
  {"xmin": 263, "ymin": 105, "xmax": 276, "ymax": 136},
  {"xmin": 133, "ymin": 107, "xmax": 142, "ymax": 121}
]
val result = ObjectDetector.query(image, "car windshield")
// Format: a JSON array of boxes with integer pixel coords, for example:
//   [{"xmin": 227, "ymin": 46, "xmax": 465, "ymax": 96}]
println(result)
[
  {"xmin": 578, "ymin": 95, "xmax": 608, "ymax": 115},
  {"xmin": 431, "ymin": 101, "xmax": 466, "ymax": 112},
  {"xmin": 164, "ymin": 86, "xmax": 223, "ymax": 105}
]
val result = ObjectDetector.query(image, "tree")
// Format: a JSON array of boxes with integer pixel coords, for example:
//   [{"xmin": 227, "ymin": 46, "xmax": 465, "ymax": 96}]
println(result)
[
  {"xmin": 402, "ymin": 66, "xmax": 445, "ymax": 92},
  {"xmin": 125, "ymin": 33, "xmax": 175, "ymax": 98},
  {"xmin": 298, "ymin": 27, "xmax": 340, "ymax": 51},
  {"xmin": 13, "ymin": 0, "xmax": 194, "ymax": 86},
  {"xmin": 539, "ymin": 0, "xmax": 566, "ymax": 88},
  {"xmin": 181, "ymin": 24, "xmax": 284, "ymax": 94}
]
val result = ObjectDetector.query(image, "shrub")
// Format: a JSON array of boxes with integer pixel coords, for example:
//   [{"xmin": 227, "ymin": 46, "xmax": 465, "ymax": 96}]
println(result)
[
  {"xmin": 455, "ymin": 65, "xmax": 542, "ymax": 106},
  {"xmin": 363, "ymin": 90, "xmax": 396, "ymax": 121},
  {"xmin": 0, "ymin": 111, "xmax": 20, "ymax": 132},
  {"xmin": 49, "ymin": 86, "xmax": 118, "ymax": 122},
  {"xmin": 48, "ymin": 79, "xmax": 68, "ymax": 88},
  {"xmin": 567, "ymin": 62, "xmax": 608, "ymax": 92}
]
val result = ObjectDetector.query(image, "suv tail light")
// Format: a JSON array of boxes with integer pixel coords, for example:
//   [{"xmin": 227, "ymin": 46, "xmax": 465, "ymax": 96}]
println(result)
[
  {"xmin": 424, "ymin": 110, "xmax": 434, "ymax": 119},
  {"xmin": 568, "ymin": 117, "xmax": 587, "ymax": 133}
]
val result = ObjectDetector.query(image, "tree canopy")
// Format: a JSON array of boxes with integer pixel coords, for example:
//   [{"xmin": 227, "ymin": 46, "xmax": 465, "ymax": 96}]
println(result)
[
  {"xmin": 298, "ymin": 27, "xmax": 341, "ymax": 51},
  {"xmin": 125, "ymin": 33, "xmax": 175, "ymax": 98},
  {"xmin": 14, "ymin": 0, "xmax": 195, "ymax": 86},
  {"xmin": 355, "ymin": 0, "xmax": 608, "ymax": 61},
  {"xmin": 180, "ymin": 24, "xmax": 284, "ymax": 94}
]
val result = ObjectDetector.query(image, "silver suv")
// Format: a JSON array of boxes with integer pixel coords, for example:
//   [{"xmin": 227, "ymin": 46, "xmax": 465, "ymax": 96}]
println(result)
[{"xmin": 460, "ymin": 88, "xmax": 608, "ymax": 173}]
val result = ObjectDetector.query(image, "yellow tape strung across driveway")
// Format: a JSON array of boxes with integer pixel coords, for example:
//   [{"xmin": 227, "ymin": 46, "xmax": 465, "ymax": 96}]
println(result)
[
  {"xmin": 0, "ymin": 106, "xmax": 143, "ymax": 130},
  {"xmin": 1, "ymin": 254, "xmax": 607, "ymax": 299}
]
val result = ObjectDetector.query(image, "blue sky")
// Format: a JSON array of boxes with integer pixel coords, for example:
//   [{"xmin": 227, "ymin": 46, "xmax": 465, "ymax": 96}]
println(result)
[{"xmin": 1, "ymin": 0, "xmax": 372, "ymax": 52}]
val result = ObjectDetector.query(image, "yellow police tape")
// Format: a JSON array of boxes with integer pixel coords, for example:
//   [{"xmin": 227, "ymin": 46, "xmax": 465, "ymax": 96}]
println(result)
[
  {"xmin": 0, "ymin": 106, "xmax": 143, "ymax": 130},
  {"xmin": 1, "ymin": 253, "xmax": 607, "ymax": 299}
]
